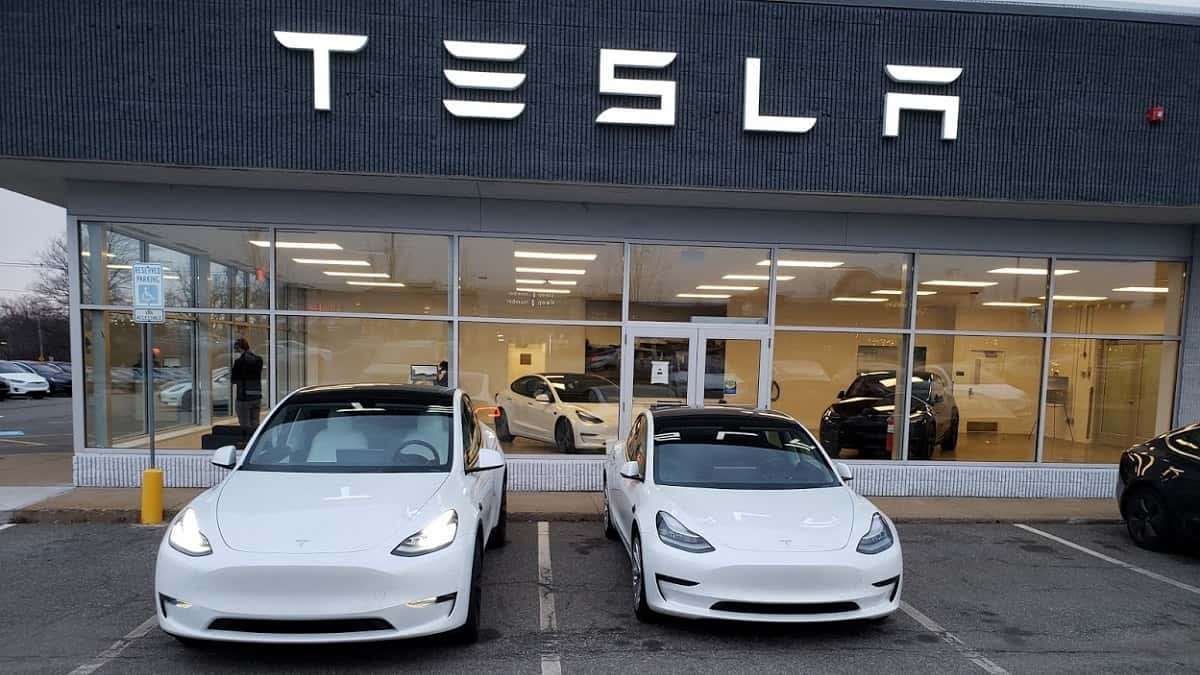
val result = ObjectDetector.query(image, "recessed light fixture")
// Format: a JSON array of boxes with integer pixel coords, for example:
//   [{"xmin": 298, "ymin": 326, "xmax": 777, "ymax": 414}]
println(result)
[
  {"xmin": 1113, "ymin": 286, "xmax": 1169, "ymax": 294},
  {"xmin": 756, "ymin": 260, "xmax": 844, "ymax": 268},
  {"xmin": 323, "ymin": 271, "xmax": 390, "ymax": 278},
  {"xmin": 293, "ymin": 258, "xmax": 370, "ymax": 266},
  {"xmin": 346, "ymin": 281, "xmax": 406, "ymax": 287},
  {"xmin": 920, "ymin": 280, "xmax": 999, "ymax": 288},
  {"xmin": 832, "ymin": 297, "xmax": 888, "ymax": 303},
  {"xmin": 547, "ymin": 280, "xmax": 577, "ymax": 286},
  {"xmin": 697, "ymin": 285, "xmax": 758, "ymax": 291},
  {"xmin": 870, "ymin": 289, "xmax": 938, "ymax": 296},
  {"xmin": 677, "ymin": 293, "xmax": 731, "ymax": 299},
  {"xmin": 514, "ymin": 251, "xmax": 597, "ymax": 261},
  {"xmin": 722, "ymin": 274, "xmax": 796, "ymax": 281},
  {"xmin": 987, "ymin": 267, "xmax": 1079, "ymax": 276},
  {"xmin": 983, "ymin": 301, "xmax": 1040, "ymax": 308},
  {"xmin": 514, "ymin": 279, "xmax": 546, "ymax": 285},
  {"xmin": 517, "ymin": 287, "xmax": 571, "ymax": 294},
  {"xmin": 1039, "ymin": 295, "xmax": 1108, "ymax": 302},
  {"xmin": 514, "ymin": 266, "xmax": 586, "ymax": 275},
  {"xmin": 251, "ymin": 241, "xmax": 343, "ymax": 250}
]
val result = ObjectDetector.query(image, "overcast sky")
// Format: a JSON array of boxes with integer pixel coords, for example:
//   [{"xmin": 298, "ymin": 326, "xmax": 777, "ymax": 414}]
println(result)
[{"xmin": 0, "ymin": 189, "xmax": 65, "ymax": 301}]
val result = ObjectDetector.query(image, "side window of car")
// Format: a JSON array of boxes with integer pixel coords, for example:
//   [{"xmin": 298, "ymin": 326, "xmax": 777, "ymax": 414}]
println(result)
[
  {"xmin": 633, "ymin": 417, "xmax": 649, "ymax": 477},
  {"xmin": 461, "ymin": 397, "xmax": 480, "ymax": 469},
  {"xmin": 511, "ymin": 377, "xmax": 530, "ymax": 398},
  {"xmin": 530, "ymin": 379, "xmax": 550, "ymax": 400}
]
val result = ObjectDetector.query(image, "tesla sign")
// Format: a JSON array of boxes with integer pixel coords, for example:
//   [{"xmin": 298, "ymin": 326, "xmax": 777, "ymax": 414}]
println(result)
[{"xmin": 273, "ymin": 32, "xmax": 964, "ymax": 141}]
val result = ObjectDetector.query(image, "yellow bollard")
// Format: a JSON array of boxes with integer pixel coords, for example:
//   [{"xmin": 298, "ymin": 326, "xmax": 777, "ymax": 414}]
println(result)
[{"xmin": 141, "ymin": 467, "xmax": 164, "ymax": 525}]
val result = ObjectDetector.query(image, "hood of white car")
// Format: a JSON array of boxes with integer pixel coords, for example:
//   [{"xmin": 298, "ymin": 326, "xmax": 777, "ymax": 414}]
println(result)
[
  {"xmin": 660, "ymin": 485, "xmax": 856, "ymax": 553},
  {"xmin": 0, "ymin": 373, "xmax": 45, "ymax": 385},
  {"xmin": 216, "ymin": 471, "xmax": 450, "ymax": 554}
]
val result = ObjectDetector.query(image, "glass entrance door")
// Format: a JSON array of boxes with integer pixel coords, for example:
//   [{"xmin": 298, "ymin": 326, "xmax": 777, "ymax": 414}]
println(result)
[{"xmin": 619, "ymin": 325, "xmax": 770, "ymax": 437}]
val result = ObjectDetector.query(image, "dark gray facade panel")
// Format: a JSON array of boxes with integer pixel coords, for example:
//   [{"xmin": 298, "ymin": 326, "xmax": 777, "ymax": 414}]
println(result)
[
  {"xmin": 5, "ymin": 0, "xmax": 1200, "ymax": 206},
  {"xmin": 1179, "ymin": 225, "xmax": 1200, "ymax": 426}
]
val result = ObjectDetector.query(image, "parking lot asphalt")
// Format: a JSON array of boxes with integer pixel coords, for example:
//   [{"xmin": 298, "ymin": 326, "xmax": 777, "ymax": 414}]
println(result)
[
  {"xmin": 0, "ymin": 396, "xmax": 72, "ymax": 454},
  {"xmin": 1, "ymin": 521, "xmax": 1198, "ymax": 674}
]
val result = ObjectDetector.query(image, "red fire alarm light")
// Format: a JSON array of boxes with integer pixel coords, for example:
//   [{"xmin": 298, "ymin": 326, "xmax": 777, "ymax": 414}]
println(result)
[{"xmin": 1146, "ymin": 105, "xmax": 1165, "ymax": 124}]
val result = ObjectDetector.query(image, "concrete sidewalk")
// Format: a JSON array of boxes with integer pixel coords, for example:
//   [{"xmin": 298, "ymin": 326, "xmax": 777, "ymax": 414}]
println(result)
[{"xmin": 8, "ymin": 488, "xmax": 1121, "ymax": 524}]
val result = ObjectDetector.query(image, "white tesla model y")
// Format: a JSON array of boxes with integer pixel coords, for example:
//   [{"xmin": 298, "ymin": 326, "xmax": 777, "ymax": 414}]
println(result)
[
  {"xmin": 603, "ymin": 407, "xmax": 902, "ymax": 623},
  {"xmin": 155, "ymin": 384, "xmax": 507, "ymax": 645}
]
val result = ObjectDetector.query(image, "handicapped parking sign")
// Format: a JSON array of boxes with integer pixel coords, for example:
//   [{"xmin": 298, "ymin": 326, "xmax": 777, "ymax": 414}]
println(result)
[{"xmin": 132, "ymin": 263, "xmax": 165, "ymax": 323}]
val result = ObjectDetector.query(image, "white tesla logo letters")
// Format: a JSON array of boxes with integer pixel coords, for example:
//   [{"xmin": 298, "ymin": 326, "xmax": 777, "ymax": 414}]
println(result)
[
  {"xmin": 272, "ymin": 31, "xmax": 368, "ymax": 111},
  {"xmin": 883, "ymin": 64, "xmax": 964, "ymax": 141},
  {"xmin": 743, "ymin": 58, "xmax": 816, "ymax": 134},
  {"xmin": 595, "ymin": 49, "xmax": 678, "ymax": 127},
  {"xmin": 442, "ymin": 40, "xmax": 528, "ymax": 120}
]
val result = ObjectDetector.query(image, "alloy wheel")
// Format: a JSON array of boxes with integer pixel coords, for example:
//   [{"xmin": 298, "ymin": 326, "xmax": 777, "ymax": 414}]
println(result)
[{"xmin": 631, "ymin": 537, "xmax": 643, "ymax": 609}]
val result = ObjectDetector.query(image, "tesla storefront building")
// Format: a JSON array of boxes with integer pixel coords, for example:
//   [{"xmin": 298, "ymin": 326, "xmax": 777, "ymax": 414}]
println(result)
[{"xmin": 1, "ymin": 0, "xmax": 1197, "ymax": 496}]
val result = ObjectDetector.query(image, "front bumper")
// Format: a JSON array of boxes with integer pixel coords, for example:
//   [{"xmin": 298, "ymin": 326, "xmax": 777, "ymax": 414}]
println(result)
[
  {"xmin": 154, "ymin": 536, "xmax": 473, "ymax": 643},
  {"xmin": 643, "ymin": 537, "xmax": 903, "ymax": 623},
  {"xmin": 574, "ymin": 420, "xmax": 617, "ymax": 450},
  {"xmin": 4, "ymin": 382, "xmax": 49, "ymax": 396}
]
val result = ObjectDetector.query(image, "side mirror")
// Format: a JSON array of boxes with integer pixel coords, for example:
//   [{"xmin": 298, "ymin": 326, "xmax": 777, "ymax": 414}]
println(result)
[
  {"xmin": 836, "ymin": 462, "xmax": 853, "ymax": 482},
  {"xmin": 470, "ymin": 447, "xmax": 505, "ymax": 473},
  {"xmin": 211, "ymin": 445, "xmax": 237, "ymax": 469},
  {"xmin": 534, "ymin": 392, "xmax": 551, "ymax": 403},
  {"xmin": 619, "ymin": 460, "xmax": 642, "ymax": 480},
  {"xmin": 837, "ymin": 390, "xmax": 846, "ymax": 400}
]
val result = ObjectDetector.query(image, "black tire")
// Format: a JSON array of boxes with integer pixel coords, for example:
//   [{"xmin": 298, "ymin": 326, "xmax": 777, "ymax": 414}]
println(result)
[
  {"xmin": 555, "ymin": 419, "xmax": 576, "ymax": 454},
  {"xmin": 495, "ymin": 409, "xmax": 515, "ymax": 442},
  {"xmin": 941, "ymin": 413, "xmax": 959, "ymax": 452},
  {"xmin": 1124, "ymin": 486, "xmax": 1174, "ymax": 551},
  {"xmin": 631, "ymin": 533, "xmax": 657, "ymax": 623},
  {"xmin": 602, "ymin": 482, "xmax": 619, "ymax": 541},
  {"xmin": 488, "ymin": 476, "xmax": 508, "ymax": 549},
  {"xmin": 450, "ymin": 535, "xmax": 484, "ymax": 644},
  {"xmin": 31, "ymin": 392, "xmax": 45, "ymax": 400}
]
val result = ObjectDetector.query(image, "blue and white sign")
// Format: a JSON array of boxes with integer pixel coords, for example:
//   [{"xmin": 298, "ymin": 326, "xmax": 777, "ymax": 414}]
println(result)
[{"xmin": 132, "ymin": 262, "xmax": 165, "ymax": 323}]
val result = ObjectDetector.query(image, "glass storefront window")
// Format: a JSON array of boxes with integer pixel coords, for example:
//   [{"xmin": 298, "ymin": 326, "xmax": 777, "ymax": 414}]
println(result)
[
  {"xmin": 459, "ymin": 238, "xmax": 622, "ymax": 320},
  {"xmin": 916, "ymin": 255, "xmax": 1050, "ymax": 332},
  {"xmin": 1043, "ymin": 338, "xmax": 1178, "ymax": 463},
  {"xmin": 772, "ymin": 331, "xmax": 907, "ymax": 460},
  {"xmin": 275, "ymin": 316, "xmax": 449, "ymax": 397},
  {"xmin": 277, "ymin": 230, "xmax": 449, "ymax": 315},
  {"xmin": 775, "ymin": 251, "xmax": 911, "ymax": 328},
  {"xmin": 630, "ymin": 245, "xmax": 769, "ymax": 322},
  {"xmin": 458, "ymin": 323, "xmax": 621, "ymax": 455},
  {"xmin": 1050, "ymin": 260, "xmax": 1186, "ymax": 336},
  {"xmin": 913, "ymin": 334, "xmax": 1043, "ymax": 462},
  {"xmin": 80, "ymin": 222, "xmax": 270, "ymax": 309}
]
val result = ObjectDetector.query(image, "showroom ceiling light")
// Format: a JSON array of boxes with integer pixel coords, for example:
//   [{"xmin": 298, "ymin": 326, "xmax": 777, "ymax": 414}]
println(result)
[
  {"xmin": 80, "ymin": 251, "xmax": 116, "ymax": 257},
  {"xmin": 293, "ymin": 258, "xmax": 370, "ymax": 266},
  {"xmin": 514, "ymin": 251, "xmax": 597, "ymax": 261},
  {"xmin": 517, "ymin": 287, "xmax": 570, "ymax": 294},
  {"xmin": 251, "ymin": 240, "xmax": 343, "ymax": 250},
  {"xmin": 677, "ymin": 292, "xmax": 731, "ymax": 299},
  {"xmin": 164, "ymin": 274, "xmax": 181, "ymax": 280},
  {"xmin": 756, "ymin": 259, "xmax": 844, "ymax": 268},
  {"xmin": 514, "ymin": 278, "xmax": 546, "ymax": 285},
  {"xmin": 987, "ymin": 267, "xmax": 1079, "ymax": 276},
  {"xmin": 722, "ymin": 274, "xmax": 796, "ymax": 281},
  {"xmin": 514, "ymin": 266, "xmax": 586, "ymax": 275},
  {"xmin": 323, "ymin": 271, "xmax": 390, "ymax": 278},
  {"xmin": 920, "ymin": 280, "xmax": 999, "ymax": 288},
  {"xmin": 1040, "ymin": 295, "xmax": 1108, "ymax": 302},
  {"xmin": 983, "ymin": 301, "xmax": 1041, "ymax": 308},
  {"xmin": 1113, "ymin": 286, "xmax": 1169, "ymax": 294},
  {"xmin": 346, "ymin": 281, "xmax": 406, "ymax": 287},
  {"xmin": 547, "ymin": 279, "xmax": 577, "ymax": 286},
  {"xmin": 832, "ymin": 296, "xmax": 888, "ymax": 303},
  {"xmin": 870, "ymin": 289, "xmax": 938, "ymax": 296},
  {"xmin": 697, "ymin": 284, "xmax": 758, "ymax": 291}
]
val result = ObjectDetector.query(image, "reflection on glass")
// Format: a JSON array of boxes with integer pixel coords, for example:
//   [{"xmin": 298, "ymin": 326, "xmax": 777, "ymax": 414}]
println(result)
[
  {"xmin": 913, "ymin": 334, "xmax": 1042, "ymax": 461},
  {"xmin": 632, "ymin": 336, "xmax": 689, "ymax": 418},
  {"xmin": 916, "ymin": 255, "xmax": 1049, "ymax": 332},
  {"xmin": 459, "ymin": 323, "xmax": 621, "ymax": 455},
  {"xmin": 1051, "ymin": 260, "xmax": 1185, "ymax": 336},
  {"xmin": 277, "ymin": 230, "xmax": 449, "ymax": 315},
  {"xmin": 1044, "ymin": 338, "xmax": 1177, "ymax": 463},
  {"xmin": 459, "ymin": 238, "xmax": 622, "ymax": 320},
  {"xmin": 630, "ymin": 245, "xmax": 769, "ymax": 322},
  {"xmin": 703, "ymin": 339, "xmax": 759, "ymax": 407},
  {"xmin": 775, "ymin": 251, "xmax": 911, "ymax": 328},
  {"xmin": 772, "ymin": 332, "xmax": 905, "ymax": 460}
]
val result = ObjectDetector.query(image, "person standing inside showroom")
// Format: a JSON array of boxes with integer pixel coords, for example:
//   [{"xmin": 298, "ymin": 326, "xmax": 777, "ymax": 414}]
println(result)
[{"xmin": 232, "ymin": 338, "xmax": 264, "ymax": 435}]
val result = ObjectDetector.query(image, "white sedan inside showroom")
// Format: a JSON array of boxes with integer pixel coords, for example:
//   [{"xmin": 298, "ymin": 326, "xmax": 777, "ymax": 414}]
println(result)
[
  {"xmin": 603, "ymin": 407, "xmax": 902, "ymax": 623},
  {"xmin": 495, "ymin": 373, "xmax": 618, "ymax": 452},
  {"xmin": 155, "ymin": 384, "xmax": 507, "ymax": 644}
]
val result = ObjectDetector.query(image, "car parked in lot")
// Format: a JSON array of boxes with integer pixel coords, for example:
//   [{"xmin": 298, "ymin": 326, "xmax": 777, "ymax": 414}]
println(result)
[
  {"xmin": 14, "ymin": 361, "xmax": 72, "ymax": 396},
  {"xmin": 603, "ymin": 406, "xmax": 902, "ymax": 623},
  {"xmin": 0, "ymin": 361, "xmax": 50, "ymax": 399},
  {"xmin": 155, "ymin": 384, "xmax": 508, "ymax": 644},
  {"xmin": 495, "ymin": 373, "xmax": 618, "ymax": 452},
  {"xmin": 1117, "ymin": 422, "xmax": 1200, "ymax": 551},
  {"xmin": 820, "ymin": 371, "xmax": 959, "ymax": 459},
  {"xmin": 0, "ymin": 378, "xmax": 9, "ymax": 400}
]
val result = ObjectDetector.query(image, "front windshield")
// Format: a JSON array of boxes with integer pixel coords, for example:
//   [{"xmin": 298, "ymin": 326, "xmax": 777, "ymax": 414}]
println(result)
[
  {"xmin": 0, "ymin": 362, "xmax": 26, "ymax": 374},
  {"xmin": 846, "ymin": 374, "xmax": 933, "ymax": 401},
  {"xmin": 242, "ymin": 400, "xmax": 453, "ymax": 473},
  {"xmin": 653, "ymin": 422, "xmax": 840, "ymax": 490},
  {"xmin": 545, "ymin": 374, "xmax": 618, "ymax": 403}
]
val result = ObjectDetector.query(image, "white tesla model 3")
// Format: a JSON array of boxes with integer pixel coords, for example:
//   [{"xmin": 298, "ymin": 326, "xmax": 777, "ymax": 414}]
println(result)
[
  {"xmin": 155, "ymin": 384, "xmax": 507, "ymax": 645},
  {"xmin": 495, "ymin": 373, "xmax": 618, "ymax": 452},
  {"xmin": 603, "ymin": 407, "xmax": 902, "ymax": 623}
]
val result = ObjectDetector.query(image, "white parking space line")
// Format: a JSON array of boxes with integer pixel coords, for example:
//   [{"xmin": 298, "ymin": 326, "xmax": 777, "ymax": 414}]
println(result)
[
  {"xmin": 1014, "ymin": 523, "xmax": 1200, "ymax": 597},
  {"xmin": 900, "ymin": 602, "xmax": 1009, "ymax": 675},
  {"xmin": 67, "ymin": 615, "xmax": 157, "ymax": 675},
  {"xmin": 0, "ymin": 524, "xmax": 15, "ymax": 533},
  {"xmin": 537, "ymin": 521, "xmax": 561, "ymax": 675}
]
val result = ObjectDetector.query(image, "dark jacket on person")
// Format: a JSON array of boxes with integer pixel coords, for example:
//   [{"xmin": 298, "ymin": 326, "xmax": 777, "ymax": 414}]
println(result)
[{"xmin": 231, "ymin": 351, "xmax": 263, "ymax": 402}]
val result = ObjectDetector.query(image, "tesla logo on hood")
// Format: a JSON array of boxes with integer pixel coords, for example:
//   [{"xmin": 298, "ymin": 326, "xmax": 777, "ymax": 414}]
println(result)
[
  {"xmin": 324, "ymin": 486, "xmax": 371, "ymax": 502},
  {"xmin": 295, "ymin": 539, "xmax": 310, "ymax": 548}
]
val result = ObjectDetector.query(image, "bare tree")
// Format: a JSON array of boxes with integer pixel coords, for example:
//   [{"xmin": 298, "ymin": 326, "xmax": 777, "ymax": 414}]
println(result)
[{"xmin": 30, "ymin": 235, "xmax": 70, "ymax": 312}]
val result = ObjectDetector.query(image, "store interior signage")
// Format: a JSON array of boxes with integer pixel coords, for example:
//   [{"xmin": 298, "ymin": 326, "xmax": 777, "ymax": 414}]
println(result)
[{"xmin": 273, "ymin": 31, "xmax": 963, "ymax": 141}]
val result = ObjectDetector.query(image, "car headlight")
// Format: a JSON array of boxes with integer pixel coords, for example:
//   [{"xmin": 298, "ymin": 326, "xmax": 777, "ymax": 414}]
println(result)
[
  {"xmin": 822, "ymin": 408, "xmax": 840, "ymax": 421},
  {"xmin": 857, "ymin": 513, "xmax": 895, "ymax": 555},
  {"xmin": 392, "ymin": 509, "xmax": 458, "ymax": 557},
  {"xmin": 168, "ymin": 508, "xmax": 212, "ymax": 556},
  {"xmin": 576, "ymin": 409, "xmax": 604, "ymax": 424},
  {"xmin": 656, "ymin": 511, "xmax": 714, "ymax": 553}
]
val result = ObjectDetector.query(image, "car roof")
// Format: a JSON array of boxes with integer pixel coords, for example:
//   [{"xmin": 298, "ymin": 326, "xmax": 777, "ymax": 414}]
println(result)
[
  {"xmin": 649, "ymin": 406, "xmax": 802, "ymax": 430},
  {"xmin": 285, "ymin": 383, "xmax": 457, "ymax": 406}
]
